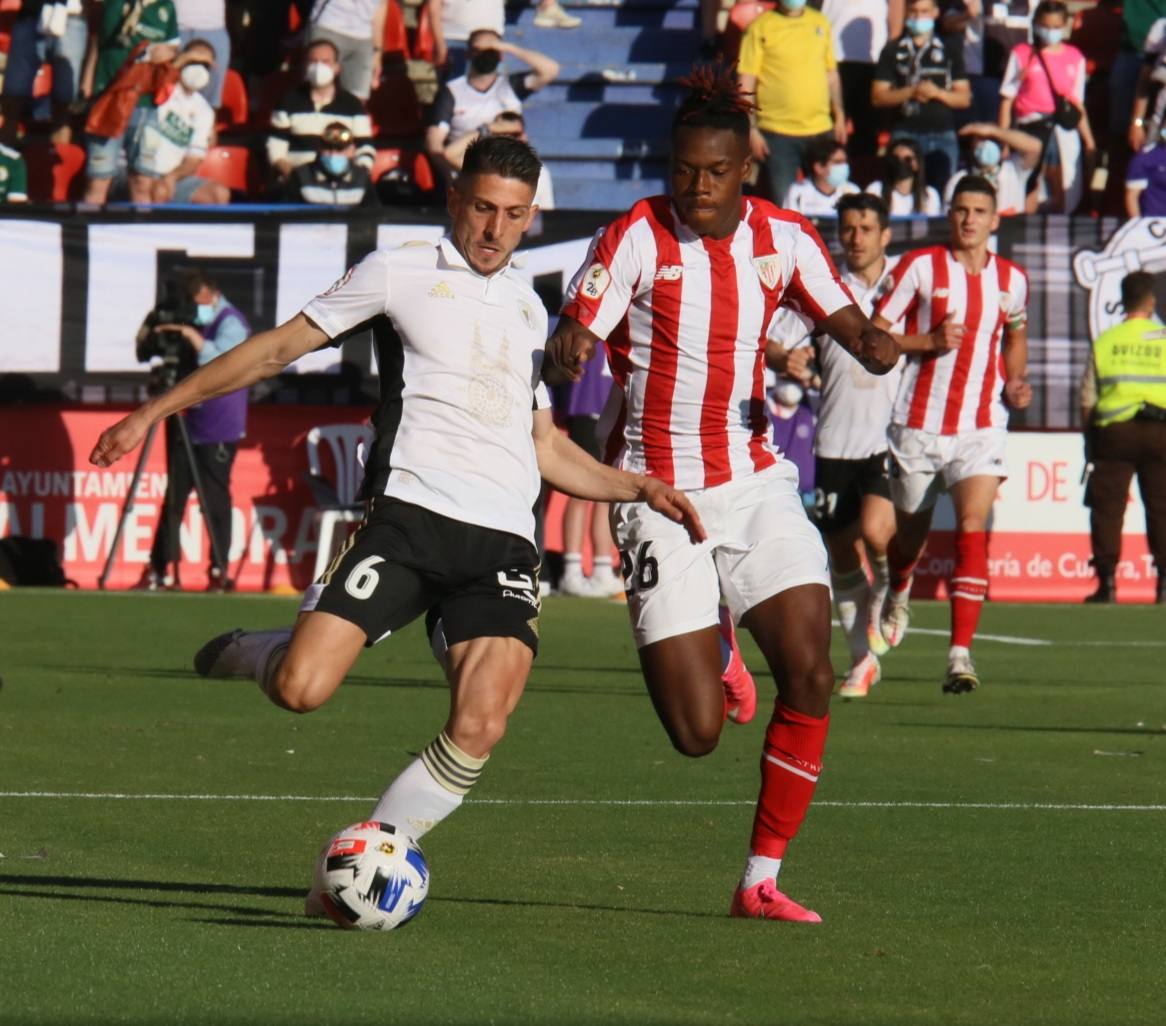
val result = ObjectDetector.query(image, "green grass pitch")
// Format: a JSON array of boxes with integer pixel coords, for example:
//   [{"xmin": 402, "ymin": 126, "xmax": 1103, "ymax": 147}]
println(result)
[{"xmin": 0, "ymin": 591, "xmax": 1162, "ymax": 1026}]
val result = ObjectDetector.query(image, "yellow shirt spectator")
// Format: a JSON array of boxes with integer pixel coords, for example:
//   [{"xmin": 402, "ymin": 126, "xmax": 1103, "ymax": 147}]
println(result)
[{"xmin": 738, "ymin": 9, "xmax": 837, "ymax": 136}]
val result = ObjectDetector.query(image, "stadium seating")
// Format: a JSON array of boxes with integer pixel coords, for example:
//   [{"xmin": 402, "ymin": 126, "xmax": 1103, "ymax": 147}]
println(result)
[
  {"xmin": 216, "ymin": 68, "xmax": 249, "ymax": 132},
  {"xmin": 197, "ymin": 145, "xmax": 256, "ymax": 196},
  {"xmin": 21, "ymin": 141, "xmax": 86, "ymax": 202},
  {"xmin": 721, "ymin": 1, "xmax": 775, "ymax": 62},
  {"xmin": 383, "ymin": 0, "xmax": 410, "ymax": 61},
  {"xmin": 368, "ymin": 65, "xmax": 424, "ymax": 137},
  {"xmin": 304, "ymin": 422, "xmax": 374, "ymax": 582}
]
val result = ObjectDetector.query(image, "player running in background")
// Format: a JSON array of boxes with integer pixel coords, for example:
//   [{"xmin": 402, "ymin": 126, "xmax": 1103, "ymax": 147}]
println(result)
[
  {"xmin": 770, "ymin": 192, "xmax": 904, "ymax": 699},
  {"xmin": 544, "ymin": 67, "xmax": 900, "ymax": 922},
  {"xmin": 90, "ymin": 137, "xmax": 704, "ymax": 916},
  {"xmin": 871, "ymin": 175, "xmax": 1032, "ymax": 694}
]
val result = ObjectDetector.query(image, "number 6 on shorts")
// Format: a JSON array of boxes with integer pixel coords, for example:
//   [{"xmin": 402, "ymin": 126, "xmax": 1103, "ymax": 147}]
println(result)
[
  {"xmin": 619, "ymin": 541, "xmax": 660, "ymax": 595},
  {"xmin": 345, "ymin": 555, "xmax": 385, "ymax": 600}
]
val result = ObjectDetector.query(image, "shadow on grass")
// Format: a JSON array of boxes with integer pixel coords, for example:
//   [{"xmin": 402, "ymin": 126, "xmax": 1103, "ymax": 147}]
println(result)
[
  {"xmin": 429, "ymin": 894, "xmax": 722, "ymax": 920},
  {"xmin": 896, "ymin": 722, "xmax": 1166, "ymax": 737}
]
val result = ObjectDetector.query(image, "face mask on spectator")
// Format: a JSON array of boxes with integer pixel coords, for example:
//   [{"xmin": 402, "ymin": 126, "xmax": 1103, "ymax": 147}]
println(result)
[
  {"xmin": 906, "ymin": 16, "xmax": 935, "ymax": 36},
  {"xmin": 781, "ymin": 0, "xmax": 807, "ymax": 10},
  {"xmin": 321, "ymin": 153, "xmax": 350, "ymax": 177},
  {"xmin": 974, "ymin": 139, "xmax": 1002, "ymax": 168},
  {"xmin": 1034, "ymin": 26, "xmax": 1064, "ymax": 46},
  {"xmin": 773, "ymin": 380, "xmax": 805, "ymax": 407},
  {"xmin": 195, "ymin": 302, "xmax": 216, "ymax": 325},
  {"xmin": 180, "ymin": 63, "xmax": 211, "ymax": 93},
  {"xmin": 826, "ymin": 162, "xmax": 850, "ymax": 188},
  {"xmin": 306, "ymin": 61, "xmax": 336, "ymax": 88},
  {"xmin": 470, "ymin": 49, "xmax": 502, "ymax": 75},
  {"xmin": 889, "ymin": 155, "xmax": 916, "ymax": 181}
]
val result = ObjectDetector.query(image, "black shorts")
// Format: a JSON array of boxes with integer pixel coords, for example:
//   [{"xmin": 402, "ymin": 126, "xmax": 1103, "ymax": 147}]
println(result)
[
  {"xmin": 314, "ymin": 498, "xmax": 541, "ymax": 655},
  {"xmin": 566, "ymin": 415, "xmax": 602, "ymax": 460},
  {"xmin": 811, "ymin": 453, "xmax": 891, "ymax": 532}
]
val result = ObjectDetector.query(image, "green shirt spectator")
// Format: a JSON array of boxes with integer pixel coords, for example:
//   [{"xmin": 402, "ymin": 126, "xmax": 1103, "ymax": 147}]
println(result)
[
  {"xmin": 91, "ymin": 0, "xmax": 181, "ymax": 96},
  {"xmin": 0, "ymin": 143, "xmax": 29, "ymax": 204}
]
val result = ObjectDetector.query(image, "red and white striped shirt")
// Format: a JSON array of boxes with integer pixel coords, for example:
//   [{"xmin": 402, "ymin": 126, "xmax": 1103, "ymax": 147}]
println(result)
[
  {"xmin": 874, "ymin": 246, "xmax": 1028, "ymax": 435},
  {"xmin": 561, "ymin": 196, "xmax": 854, "ymax": 489}
]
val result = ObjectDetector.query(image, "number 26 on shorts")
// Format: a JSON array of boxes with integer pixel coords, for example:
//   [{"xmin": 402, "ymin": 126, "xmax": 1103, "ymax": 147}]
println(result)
[{"xmin": 619, "ymin": 542, "xmax": 659, "ymax": 595}]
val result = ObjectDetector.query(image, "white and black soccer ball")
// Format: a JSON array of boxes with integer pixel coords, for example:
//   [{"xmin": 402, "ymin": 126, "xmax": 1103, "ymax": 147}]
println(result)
[{"xmin": 313, "ymin": 821, "xmax": 429, "ymax": 930}]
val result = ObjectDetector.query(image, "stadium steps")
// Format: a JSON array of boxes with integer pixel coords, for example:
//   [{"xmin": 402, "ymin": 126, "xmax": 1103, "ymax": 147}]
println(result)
[{"xmin": 505, "ymin": 0, "xmax": 702, "ymax": 209}]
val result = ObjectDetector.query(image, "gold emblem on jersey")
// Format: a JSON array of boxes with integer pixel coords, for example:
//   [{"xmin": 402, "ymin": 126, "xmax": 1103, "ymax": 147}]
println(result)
[
  {"xmin": 752, "ymin": 254, "xmax": 781, "ymax": 291},
  {"xmin": 468, "ymin": 322, "xmax": 514, "ymax": 427},
  {"xmin": 581, "ymin": 262, "xmax": 611, "ymax": 300},
  {"xmin": 518, "ymin": 301, "xmax": 535, "ymax": 330},
  {"xmin": 428, "ymin": 281, "xmax": 456, "ymax": 300}
]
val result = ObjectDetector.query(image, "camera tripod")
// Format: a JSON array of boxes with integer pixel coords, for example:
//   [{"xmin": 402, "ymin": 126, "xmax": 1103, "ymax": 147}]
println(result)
[{"xmin": 97, "ymin": 411, "xmax": 229, "ymax": 591}]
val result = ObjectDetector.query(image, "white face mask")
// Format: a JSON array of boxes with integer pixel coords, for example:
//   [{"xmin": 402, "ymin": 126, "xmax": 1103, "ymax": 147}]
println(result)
[
  {"xmin": 773, "ymin": 380, "xmax": 805, "ymax": 407},
  {"xmin": 306, "ymin": 61, "xmax": 336, "ymax": 88},
  {"xmin": 180, "ymin": 63, "xmax": 211, "ymax": 93}
]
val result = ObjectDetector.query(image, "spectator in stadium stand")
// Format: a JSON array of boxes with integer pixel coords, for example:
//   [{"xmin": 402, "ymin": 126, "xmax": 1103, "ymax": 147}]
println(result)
[
  {"xmin": 782, "ymin": 136, "xmax": 859, "ymax": 216},
  {"xmin": 0, "ymin": 0, "xmax": 92, "ymax": 145},
  {"xmin": 0, "ymin": 142, "xmax": 30, "ymax": 203},
  {"xmin": 92, "ymin": 137, "xmax": 704, "ymax": 906},
  {"xmin": 266, "ymin": 38, "xmax": 375, "ymax": 189},
  {"xmin": 765, "ymin": 375, "xmax": 817, "ymax": 510},
  {"xmin": 737, "ymin": 0, "xmax": 848, "ymax": 207},
  {"xmin": 441, "ymin": 110, "xmax": 555, "ymax": 209},
  {"xmin": 430, "ymin": 0, "xmax": 578, "ymax": 78},
  {"xmin": 80, "ymin": 0, "xmax": 180, "ymax": 204},
  {"xmin": 1111, "ymin": 0, "xmax": 1166, "ymax": 166},
  {"xmin": 282, "ymin": 120, "xmax": 379, "ymax": 206},
  {"xmin": 425, "ymin": 29, "xmax": 559, "ymax": 182},
  {"xmin": 939, "ymin": 1, "xmax": 998, "ymax": 124},
  {"xmin": 997, "ymin": 0, "xmax": 1096, "ymax": 213},
  {"xmin": 1125, "ymin": 131, "xmax": 1166, "ymax": 215},
  {"xmin": 306, "ymin": 0, "xmax": 388, "ymax": 102},
  {"xmin": 872, "ymin": 0, "xmax": 970, "ymax": 191},
  {"xmin": 1078, "ymin": 270, "xmax": 1166, "ymax": 606},
  {"xmin": 821, "ymin": 0, "xmax": 900, "ymax": 157},
  {"xmin": 173, "ymin": 0, "xmax": 230, "ymax": 108},
  {"xmin": 1128, "ymin": 15, "xmax": 1166, "ymax": 153},
  {"xmin": 865, "ymin": 135, "xmax": 942, "ymax": 215},
  {"xmin": 141, "ymin": 267, "xmax": 251, "ymax": 591},
  {"xmin": 126, "ymin": 38, "xmax": 230, "ymax": 204},
  {"xmin": 943, "ymin": 120, "xmax": 1042, "ymax": 215}
]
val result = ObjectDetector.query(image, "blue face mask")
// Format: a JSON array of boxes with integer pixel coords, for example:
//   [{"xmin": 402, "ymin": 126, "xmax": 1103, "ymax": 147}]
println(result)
[
  {"xmin": 195, "ymin": 302, "xmax": 216, "ymax": 326},
  {"xmin": 1034, "ymin": 26, "xmax": 1064, "ymax": 46},
  {"xmin": 906, "ymin": 16, "xmax": 935, "ymax": 36},
  {"xmin": 321, "ymin": 153, "xmax": 350, "ymax": 177},
  {"xmin": 974, "ymin": 139, "xmax": 1002, "ymax": 168},
  {"xmin": 826, "ymin": 162, "xmax": 850, "ymax": 188},
  {"xmin": 781, "ymin": 0, "xmax": 807, "ymax": 10}
]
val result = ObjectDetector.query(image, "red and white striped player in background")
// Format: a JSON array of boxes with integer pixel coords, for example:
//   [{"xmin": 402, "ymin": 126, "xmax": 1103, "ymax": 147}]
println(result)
[
  {"xmin": 544, "ymin": 66, "xmax": 900, "ymax": 922},
  {"xmin": 872, "ymin": 175, "xmax": 1032, "ymax": 694}
]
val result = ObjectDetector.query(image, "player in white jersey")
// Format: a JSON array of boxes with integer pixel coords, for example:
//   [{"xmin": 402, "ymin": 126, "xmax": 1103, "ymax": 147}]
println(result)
[
  {"xmin": 544, "ymin": 68, "xmax": 901, "ymax": 922},
  {"xmin": 89, "ymin": 137, "xmax": 704, "ymax": 922},
  {"xmin": 871, "ymin": 175, "xmax": 1032, "ymax": 694},
  {"xmin": 770, "ymin": 192, "xmax": 905, "ymax": 699}
]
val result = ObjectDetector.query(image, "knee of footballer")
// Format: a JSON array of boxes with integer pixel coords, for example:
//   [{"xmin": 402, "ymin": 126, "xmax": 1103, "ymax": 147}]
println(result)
[
  {"xmin": 447, "ymin": 710, "xmax": 509, "ymax": 758},
  {"xmin": 781, "ymin": 660, "xmax": 835, "ymax": 716},
  {"xmin": 667, "ymin": 717, "xmax": 721, "ymax": 758}
]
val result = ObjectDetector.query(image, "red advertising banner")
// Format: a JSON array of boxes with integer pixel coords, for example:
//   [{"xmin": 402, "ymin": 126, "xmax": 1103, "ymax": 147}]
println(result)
[{"xmin": 0, "ymin": 408, "xmax": 1157, "ymax": 601}]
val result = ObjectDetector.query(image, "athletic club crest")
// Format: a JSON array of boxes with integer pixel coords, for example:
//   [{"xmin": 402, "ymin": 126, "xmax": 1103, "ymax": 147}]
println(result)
[{"xmin": 752, "ymin": 254, "xmax": 781, "ymax": 290}]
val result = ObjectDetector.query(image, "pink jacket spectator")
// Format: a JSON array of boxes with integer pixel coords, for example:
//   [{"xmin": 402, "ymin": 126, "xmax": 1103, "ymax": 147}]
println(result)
[{"xmin": 999, "ymin": 41, "xmax": 1086, "ymax": 122}]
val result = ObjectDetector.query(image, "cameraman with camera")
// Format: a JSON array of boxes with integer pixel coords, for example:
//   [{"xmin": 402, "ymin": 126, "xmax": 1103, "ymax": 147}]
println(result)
[{"xmin": 140, "ymin": 268, "xmax": 250, "ymax": 591}]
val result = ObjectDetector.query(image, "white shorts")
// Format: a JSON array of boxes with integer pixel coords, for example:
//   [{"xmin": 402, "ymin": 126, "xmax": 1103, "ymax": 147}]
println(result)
[
  {"xmin": 611, "ymin": 463, "xmax": 829, "ymax": 649},
  {"xmin": 887, "ymin": 424, "xmax": 1008, "ymax": 514}
]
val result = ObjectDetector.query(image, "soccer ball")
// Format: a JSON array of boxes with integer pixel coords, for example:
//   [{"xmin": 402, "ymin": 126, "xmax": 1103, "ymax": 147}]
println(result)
[{"xmin": 312, "ymin": 821, "xmax": 429, "ymax": 930}]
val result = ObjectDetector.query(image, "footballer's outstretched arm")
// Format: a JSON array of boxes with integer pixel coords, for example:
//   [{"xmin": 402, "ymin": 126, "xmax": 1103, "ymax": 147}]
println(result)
[
  {"xmin": 542, "ymin": 315, "xmax": 601, "ymax": 385},
  {"xmin": 872, "ymin": 312, "xmax": 964, "ymax": 355},
  {"xmin": 819, "ymin": 304, "xmax": 901, "ymax": 374},
  {"xmin": 531, "ymin": 409, "xmax": 706, "ymax": 544},
  {"xmin": 89, "ymin": 314, "xmax": 330, "ymax": 467}
]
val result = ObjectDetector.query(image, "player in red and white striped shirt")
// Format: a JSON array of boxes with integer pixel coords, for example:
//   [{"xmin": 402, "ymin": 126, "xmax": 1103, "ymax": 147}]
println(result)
[
  {"xmin": 545, "ymin": 67, "xmax": 900, "ymax": 922},
  {"xmin": 872, "ymin": 175, "xmax": 1032, "ymax": 694}
]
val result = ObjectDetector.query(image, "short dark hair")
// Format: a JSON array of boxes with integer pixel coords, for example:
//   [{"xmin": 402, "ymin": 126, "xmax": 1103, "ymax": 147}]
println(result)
[
  {"xmin": 182, "ymin": 37, "xmax": 216, "ymax": 60},
  {"xmin": 836, "ymin": 192, "xmax": 889, "ymax": 229},
  {"xmin": 1121, "ymin": 271, "xmax": 1156, "ymax": 311},
  {"xmin": 306, "ymin": 38, "xmax": 340, "ymax": 62},
  {"xmin": 952, "ymin": 174, "xmax": 997, "ymax": 207},
  {"xmin": 671, "ymin": 63, "xmax": 752, "ymax": 141},
  {"xmin": 805, "ymin": 135, "xmax": 844, "ymax": 174},
  {"xmin": 1033, "ymin": 1, "xmax": 1069, "ymax": 21},
  {"xmin": 468, "ymin": 28, "xmax": 502, "ymax": 48},
  {"xmin": 176, "ymin": 268, "xmax": 217, "ymax": 299},
  {"xmin": 461, "ymin": 135, "xmax": 541, "ymax": 190}
]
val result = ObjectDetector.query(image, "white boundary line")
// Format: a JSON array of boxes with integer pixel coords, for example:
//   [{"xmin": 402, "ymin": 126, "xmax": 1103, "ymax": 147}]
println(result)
[{"xmin": 0, "ymin": 791, "xmax": 1162, "ymax": 811}]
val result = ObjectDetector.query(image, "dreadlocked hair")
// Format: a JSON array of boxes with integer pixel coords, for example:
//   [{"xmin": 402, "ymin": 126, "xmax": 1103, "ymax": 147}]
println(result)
[{"xmin": 672, "ymin": 63, "xmax": 753, "ymax": 140}]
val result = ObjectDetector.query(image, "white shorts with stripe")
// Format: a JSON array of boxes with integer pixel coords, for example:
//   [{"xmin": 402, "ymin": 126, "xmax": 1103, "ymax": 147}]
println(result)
[
  {"xmin": 887, "ymin": 424, "xmax": 1008, "ymax": 514},
  {"xmin": 611, "ymin": 462, "xmax": 829, "ymax": 649}
]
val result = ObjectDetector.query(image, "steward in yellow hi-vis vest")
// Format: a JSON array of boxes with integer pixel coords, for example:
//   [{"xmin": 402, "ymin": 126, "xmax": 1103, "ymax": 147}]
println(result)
[{"xmin": 1079, "ymin": 271, "xmax": 1166, "ymax": 604}]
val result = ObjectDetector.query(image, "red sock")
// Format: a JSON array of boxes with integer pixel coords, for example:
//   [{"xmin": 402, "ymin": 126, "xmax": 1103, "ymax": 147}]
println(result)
[
  {"xmin": 749, "ymin": 702, "xmax": 829, "ymax": 858},
  {"xmin": 951, "ymin": 530, "xmax": 988, "ymax": 649},
  {"xmin": 886, "ymin": 536, "xmax": 920, "ymax": 595}
]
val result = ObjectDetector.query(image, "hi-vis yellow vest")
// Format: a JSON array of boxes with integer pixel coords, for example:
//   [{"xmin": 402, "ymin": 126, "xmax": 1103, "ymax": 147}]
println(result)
[{"xmin": 1093, "ymin": 317, "xmax": 1166, "ymax": 427}]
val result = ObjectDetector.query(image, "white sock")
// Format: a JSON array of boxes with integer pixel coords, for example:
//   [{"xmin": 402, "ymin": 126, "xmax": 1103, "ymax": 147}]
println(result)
[
  {"xmin": 948, "ymin": 644, "xmax": 970, "ymax": 665},
  {"xmin": 870, "ymin": 554, "xmax": 890, "ymax": 601},
  {"xmin": 832, "ymin": 568, "xmax": 870, "ymax": 665},
  {"xmin": 592, "ymin": 554, "xmax": 613, "ymax": 577},
  {"xmin": 371, "ymin": 731, "xmax": 488, "ymax": 839},
  {"xmin": 741, "ymin": 854, "xmax": 783, "ymax": 889},
  {"xmin": 562, "ymin": 553, "xmax": 584, "ymax": 586},
  {"xmin": 209, "ymin": 628, "xmax": 291, "ymax": 680}
]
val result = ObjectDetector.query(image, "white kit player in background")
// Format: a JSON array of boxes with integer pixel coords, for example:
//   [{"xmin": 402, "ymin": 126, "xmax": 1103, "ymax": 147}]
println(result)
[
  {"xmin": 871, "ymin": 174, "xmax": 1032, "ymax": 694},
  {"xmin": 89, "ymin": 137, "xmax": 704, "ymax": 918},
  {"xmin": 768, "ymin": 192, "xmax": 905, "ymax": 699}
]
